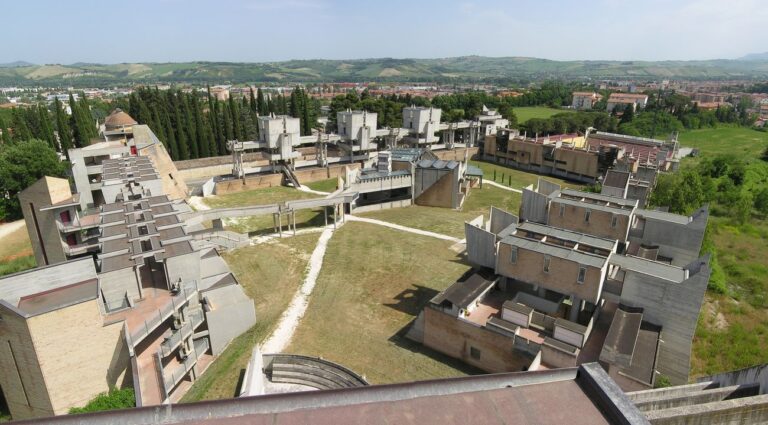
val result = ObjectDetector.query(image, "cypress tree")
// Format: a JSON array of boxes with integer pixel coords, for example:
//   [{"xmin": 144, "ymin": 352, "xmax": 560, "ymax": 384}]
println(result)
[
  {"xmin": 289, "ymin": 90, "xmax": 300, "ymax": 119},
  {"xmin": 170, "ymin": 92, "xmax": 190, "ymax": 160},
  {"xmin": 37, "ymin": 105, "xmax": 56, "ymax": 149},
  {"xmin": 77, "ymin": 93, "xmax": 97, "ymax": 141},
  {"xmin": 222, "ymin": 101, "xmax": 234, "ymax": 142},
  {"xmin": 193, "ymin": 97, "xmax": 209, "ymax": 158},
  {"xmin": 249, "ymin": 88, "xmax": 258, "ymax": 114},
  {"xmin": 302, "ymin": 94, "xmax": 312, "ymax": 136},
  {"xmin": 11, "ymin": 108, "xmax": 33, "ymax": 142},
  {"xmin": 181, "ymin": 92, "xmax": 198, "ymax": 159},
  {"xmin": 257, "ymin": 88, "xmax": 267, "ymax": 115},
  {"xmin": 161, "ymin": 108, "xmax": 179, "ymax": 160},
  {"xmin": 53, "ymin": 97, "xmax": 72, "ymax": 156},
  {"xmin": 228, "ymin": 95, "xmax": 242, "ymax": 141}
]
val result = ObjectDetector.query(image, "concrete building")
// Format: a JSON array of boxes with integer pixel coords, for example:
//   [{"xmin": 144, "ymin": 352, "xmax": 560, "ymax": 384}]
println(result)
[
  {"xmin": 607, "ymin": 93, "xmax": 649, "ymax": 112},
  {"xmin": 1, "ymin": 140, "xmax": 255, "ymax": 420},
  {"xmin": 403, "ymin": 106, "xmax": 441, "ymax": 144},
  {"xmin": 571, "ymin": 92, "xmax": 603, "ymax": 110},
  {"xmin": 476, "ymin": 105, "xmax": 509, "ymax": 136},
  {"xmin": 414, "ymin": 178, "xmax": 710, "ymax": 391},
  {"xmin": 337, "ymin": 109, "xmax": 378, "ymax": 152}
]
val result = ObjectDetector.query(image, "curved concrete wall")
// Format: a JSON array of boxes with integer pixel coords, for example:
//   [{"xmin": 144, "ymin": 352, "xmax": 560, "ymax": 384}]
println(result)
[{"xmin": 263, "ymin": 354, "xmax": 368, "ymax": 390}]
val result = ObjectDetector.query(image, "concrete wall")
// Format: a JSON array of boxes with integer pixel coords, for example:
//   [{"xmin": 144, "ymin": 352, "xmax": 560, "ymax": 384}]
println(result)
[
  {"xmin": 547, "ymin": 201, "xmax": 630, "ymax": 241},
  {"xmin": 631, "ymin": 207, "xmax": 708, "ymax": 267},
  {"xmin": 28, "ymin": 300, "xmax": 129, "ymax": 415},
  {"xmin": 351, "ymin": 199, "xmax": 411, "ymax": 213},
  {"xmin": 99, "ymin": 267, "xmax": 140, "ymax": 307},
  {"xmin": 415, "ymin": 170, "xmax": 456, "ymax": 208},
  {"xmin": 496, "ymin": 242, "xmax": 605, "ymax": 304},
  {"xmin": 465, "ymin": 221, "xmax": 496, "ymax": 269},
  {"xmin": 432, "ymin": 147, "xmax": 478, "ymax": 161},
  {"xmin": 540, "ymin": 343, "xmax": 578, "ymax": 368},
  {"xmin": 0, "ymin": 303, "xmax": 53, "ymax": 419},
  {"xmin": 519, "ymin": 189, "xmax": 549, "ymax": 224},
  {"xmin": 214, "ymin": 164, "xmax": 359, "ymax": 195},
  {"xmin": 619, "ymin": 257, "xmax": 710, "ymax": 385},
  {"xmin": 422, "ymin": 307, "xmax": 532, "ymax": 373},
  {"xmin": 136, "ymin": 131, "xmax": 188, "ymax": 201},
  {"xmin": 19, "ymin": 178, "xmax": 71, "ymax": 266},
  {"xmin": 203, "ymin": 284, "xmax": 257, "ymax": 355},
  {"xmin": 165, "ymin": 251, "xmax": 201, "ymax": 289}
]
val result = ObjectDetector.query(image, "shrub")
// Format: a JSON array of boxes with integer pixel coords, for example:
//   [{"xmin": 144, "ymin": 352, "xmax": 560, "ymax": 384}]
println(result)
[{"xmin": 68, "ymin": 388, "xmax": 135, "ymax": 414}]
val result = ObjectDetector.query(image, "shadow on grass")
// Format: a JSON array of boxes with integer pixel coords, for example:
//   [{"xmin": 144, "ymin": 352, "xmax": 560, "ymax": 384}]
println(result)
[
  {"xmin": 243, "ymin": 209, "xmax": 333, "ymax": 237},
  {"xmin": 384, "ymin": 285, "xmax": 440, "ymax": 317}
]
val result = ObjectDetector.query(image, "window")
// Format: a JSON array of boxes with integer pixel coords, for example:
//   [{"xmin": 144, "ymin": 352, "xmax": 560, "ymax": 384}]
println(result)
[
  {"xmin": 138, "ymin": 225, "xmax": 149, "ymax": 236},
  {"xmin": 543, "ymin": 255, "xmax": 551, "ymax": 273},
  {"xmin": 611, "ymin": 215, "xmax": 618, "ymax": 228},
  {"xmin": 577, "ymin": 266, "xmax": 587, "ymax": 284},
  {"xmin": 510, "ymin": 246, "xmax": 518, "ymax": 264},
  {"xmin": 470, "ymin": 347, "xmax": 481, "ymax": 360},
  {"xmin": 559, "ymin": 204, "xmax": 565, "ymax": 217},
  {"xmin": 140, "ymin": 239, "xmax": 152, "ymax": 252},
  {"xmin": 584, "ymin": 209, "xmax": 591, "ymax": 223}
]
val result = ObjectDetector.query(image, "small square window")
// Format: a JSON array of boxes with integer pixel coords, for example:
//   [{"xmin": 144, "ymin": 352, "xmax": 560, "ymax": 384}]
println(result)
[
  {"xmin": 543, "ymin": 255, "xmax": 551, "ymax": 273},
  {"xmin": 584, "ymin": 209, "xmax": 591, "ymax": 223},
  {"xmin": 470, "ymin": 347, "xmax": 481, "ymax": 360},
  {"xmin": 510, "ymin": 246, "xmax": 518, "ymax": 264},
  {"xmin": 577, "ymin": 266, "xmax": 587, "ymax": 284},
  {"xmin": 559, "ymin": 204, "xmax": 565, "ymax": 217},
  {"xmin": 611, "ymin": 215, "xmax": 618, "ymax": 228}
]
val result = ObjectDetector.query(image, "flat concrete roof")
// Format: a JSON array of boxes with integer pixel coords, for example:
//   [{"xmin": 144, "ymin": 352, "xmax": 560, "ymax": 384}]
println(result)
[
  {"xmin": 13, "ymin": 364, "xmax": 647, "ymax": 425},
  {"xmin": 559, "ymin": 188, "xmax": 638, "ymax": 208},
  {"xmin": 609, "ymin": 255, "xmax": 687, "ymax": 282},
  {"xmin": 635, "ymin": 208, "xmax": 691, "ymax": 225},
  {"xmin": 431, "ymin": 273, "xmax": 495, "ymax": 309},
  {"xmin": 500, "ymin": 235, "xmax": 608, "ymax": 268},
  {"xmin": 550, "ymin": 196, "xmax": 634, "ymax": 216},
  {"xmin": 517, "ymin": 222, "xmax": 617, "ymax": 251},
  {"xmin": 0, "ymin": 257, "xmax": 98, "ymax": 316}
]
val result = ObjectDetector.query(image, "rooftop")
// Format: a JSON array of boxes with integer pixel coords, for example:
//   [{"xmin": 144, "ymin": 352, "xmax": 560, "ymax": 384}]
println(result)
[
  {"xmin": 431, "ymin": 273, "xmax": 496, "ymax": 310},
  {"xmin": 0, "ymin": 257, "xmax": 98, "ymax": 316},
  {"xmin": 609, "ymin": 254, "xmax": 687, "ymax": 282},
  {"xmin": 500, "ymin": 235, "xmax": 609, "ymax": 268}
]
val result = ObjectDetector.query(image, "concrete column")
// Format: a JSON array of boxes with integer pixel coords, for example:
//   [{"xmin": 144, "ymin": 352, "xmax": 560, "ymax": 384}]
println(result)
[
  {"xmin": 569, "ymin": 295, "xmax": 581, "ymax": 322},
  {"xmin": 324, "ymin": 207, "xmax": 328, "ymax": 227},
  {"xmin": 277, "ymin": 212, "xmax": 282, "ymax": 237},
  {"xmin": 292, "ymin": 211, "xmax": 296, "ymax": 236}
]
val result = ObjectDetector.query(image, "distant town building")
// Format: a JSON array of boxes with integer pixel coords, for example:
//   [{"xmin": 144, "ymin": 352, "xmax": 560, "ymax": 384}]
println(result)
[
  {"xmin": 606, "ymin": 93, "xmax": 648, "ymax": 112},
  {"xmin": 571, "ymin": 92, "xmax": 603, "ymax": 110}
]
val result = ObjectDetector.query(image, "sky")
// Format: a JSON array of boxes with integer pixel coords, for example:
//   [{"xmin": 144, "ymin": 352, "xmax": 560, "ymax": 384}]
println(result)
[{"xmin": 2, "ymin": 0, "xmax": 767, "ymax": 64}]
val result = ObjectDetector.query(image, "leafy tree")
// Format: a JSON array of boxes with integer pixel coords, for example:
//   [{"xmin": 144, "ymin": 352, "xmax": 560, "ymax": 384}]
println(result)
[
  {"xmin": 733, "ymin": 191, "xmax": 753, "ymax": 224},
  {"xmin": 0, "ymin": 140, "xmax": 67, "ymax": 220},
  {"xmin": 620, "ymin": 103, "xmax": 634, "ymax": 124},
  {"xmin": 53, "ymin": 97, "xmax": 72, "ymax": 157},
  {"xmin": 753, "ymin": 187, "xmax": 768, "ymax": 217}
]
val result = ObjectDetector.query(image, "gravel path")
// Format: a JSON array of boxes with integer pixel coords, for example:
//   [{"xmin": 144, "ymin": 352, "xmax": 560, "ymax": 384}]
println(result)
[
  {"xmin": 0, "ymin": 220, "xmax": 25, "ymax": 240},
  {"xmin": 187, "ymin": 196, "xmax": 211, "ymax": 211},
  {"xmin": 298, "ymin": 185, "xmax": 331, "ymax": 196},
  {"xmin": 346, "ymin": 215, "xmax": 461, "ymax": 243},
  {"xmin": 484, "ymin": 180, "xmax": 523, "ymax": 193},
  {"xmin": 260, "ymin": 226, "xmax": 336, "ymax": 354}
]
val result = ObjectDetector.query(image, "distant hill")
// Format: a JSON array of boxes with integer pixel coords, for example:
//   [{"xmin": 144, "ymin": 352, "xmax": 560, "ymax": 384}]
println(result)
[
  {"xmin": 0, "ymin": 61, "xmax": 35, "ymax": 68},
  {"xmin": 739, "ymin": 52, "xmax": 768, "ymax": 61},
  {"xmin": 1, "ymin": 56, "xmax": 767, "ymax": 86}
]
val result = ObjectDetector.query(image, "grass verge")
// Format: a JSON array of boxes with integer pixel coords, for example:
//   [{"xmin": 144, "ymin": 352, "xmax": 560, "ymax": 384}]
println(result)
[
  {"xmin": 287, "ymin": 222, "xmax": 481, "ymax": 384},
  {"xmin": 181, "ymin": 233, "xmax": 320, "ymax": 401}
]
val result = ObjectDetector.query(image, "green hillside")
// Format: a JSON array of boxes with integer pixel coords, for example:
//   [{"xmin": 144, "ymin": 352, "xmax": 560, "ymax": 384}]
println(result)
[{"xmin": 2, "ymin": 56, "xmax": 768, "ymax": 87}]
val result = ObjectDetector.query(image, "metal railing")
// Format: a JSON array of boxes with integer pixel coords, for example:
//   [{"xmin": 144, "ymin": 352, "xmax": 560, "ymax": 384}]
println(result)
[
  {"xmin": 129, "ymin": 280, "xmax": 199, "ymax": 347},
  {"xmin": 162, "ymin": 346, "xmax": 199, "ymax": 391},
  {"xmin": 159, "ymin": 308, "xmax": 205, "ymax": 358}
]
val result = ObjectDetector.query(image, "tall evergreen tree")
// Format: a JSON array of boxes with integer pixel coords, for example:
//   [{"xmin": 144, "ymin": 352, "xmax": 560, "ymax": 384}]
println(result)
[
  {"xmin": 257, "ymin": 88, "xmax": 267, "ymax": 115},
  {"xmin": 161, "ymin": 107, "xmax": 179, "ymax": 160},
  {"xmin": 37, "ymin": 105, "xmax": 56, "ymax": 149},
  {"xmin": 249, "ymin": 88, "xmax": 258, "ymax": 114},
  {"xmin": 170, "ymin": 92, "xmax": 190, "ymax": 160},
  {"xmin": 193, "ymin": 97, "xmax": 209, "ymax": 158},
  {"xmin": 181, "ymin": 92, "xmax": 199, "ymax": 159},
  {"xmin": 53, "ymin": 97, "xmax": 72, "ymax": 157},
  {"xmin": 228, "ymin": 95, "xmax": 242, "ymax": 141},
  {"xmin": 11, "ymin": 108, "xmax": 33, "ymax": 142}
]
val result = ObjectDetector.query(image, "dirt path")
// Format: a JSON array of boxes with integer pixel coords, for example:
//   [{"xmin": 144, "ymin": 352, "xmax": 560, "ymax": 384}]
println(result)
[
  {"xmin": 346, "ymin": 215, "xmax": 461, "ymax": 243},
  {"xmin": 0, "ymin": 220, "xmax": 25, "ymax": 240},
  {"xmin": 260, "ymin": 225, "xmax": 336, "ymax": 354},
  {"xmin": 484, "ymin": 180, "xmax": 523, "ymax": 193},
  {"xmin": 298, "ymin": 185, "xmax": 331, "ymax": 196}
]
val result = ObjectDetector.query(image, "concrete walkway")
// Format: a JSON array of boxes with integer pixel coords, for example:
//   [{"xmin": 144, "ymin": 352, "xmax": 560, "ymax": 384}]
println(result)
[
  {"xmin": 484, "ymin": 180, "xmax": 523, "ymax": 193},
  {"xmin": 298, "ymin": 185, "xmax": 331, "ymax": 196},
  {"xmin": 346, "ymin": 215, "xmax": 461, "ymax": 243},
  {"xmin": 0, "ymin": 219, "xmax": 25, "ymax": 240},
  {"xmin": 261, "ymin": 226, "xmax": 336, "ymax": 353}
]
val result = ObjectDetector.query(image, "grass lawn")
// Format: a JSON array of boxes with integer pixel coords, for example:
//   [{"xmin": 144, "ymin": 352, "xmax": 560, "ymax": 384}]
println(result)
[
  {"xmin": 360, "ymin": 185, "xmax": 521, "ymax": 238},
  {"xmin": 677, "ymin": 127, "xmax": 768, "ymax": 158},
  {"xmin": 0, "ymin": 223, "xmax": 35, "ymax": 277},
  {"xmin": 286, "ymin": 222, "xmax": 481, "ymax": 384},
  {"xmin": 181, "ymin": 233, "xmax": 320, "ymax": 402},
  {"xmin": 469, "ymin": 159, "xmax": 586, "ymax": 190},
  {"xmin": 204, "ymin": 186, "xmax": 319, "ymax": 209},
  {"xmin": 305, "ymin": 178, "xmax": 339, "ymax": 193},
  {"xmin": 514, "ymin": 106, "xmax": 573, "ymax": 124}
]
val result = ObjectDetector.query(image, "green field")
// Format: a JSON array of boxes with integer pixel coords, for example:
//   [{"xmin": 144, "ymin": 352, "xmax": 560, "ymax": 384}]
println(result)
[
  {"xmin": 286, "ymin": 222, "xmax": 479, "ymax": 384},
  {"xmin": 468, "ymin": 160, "xmax": 586, "ymax": 190},
  {"xmin": 0, "ymin": 223, "xmax": 35, "ymax": 277},
  {"xmin": 182, "ymin": 233, "xmax": 320, "ymax": 402},
  {"xmin": 677, "ymin": 127, "xmax": 768, "ymax": 158},
  {"xmin": 683, "ymin": 126, "xmax": 768, "ymax": 378},
  {"xmin": 514, "ymin": 106, "xmax": 573, "ymax": 123},
  {"xmin": 305, "ymin": 178, "xmax": 339, "ymax": 193},
  {"xmin": 361, "ymin": 185, "xmax": 521, "ymax": 238}
]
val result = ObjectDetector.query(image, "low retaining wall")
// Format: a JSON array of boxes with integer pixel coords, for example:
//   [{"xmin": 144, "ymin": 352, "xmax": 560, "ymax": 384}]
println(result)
[
  {"xmin": 213, "ymin": 164, "xmax": 360, "ymax": 195},
  {"xmin": 262, "ymin": 354, "xmax": 369, "ymax": 390},
  {"xmin": 433, "ymin": 146, "xmax": 479, "ymax": 161}
]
